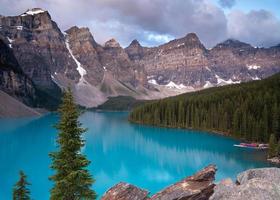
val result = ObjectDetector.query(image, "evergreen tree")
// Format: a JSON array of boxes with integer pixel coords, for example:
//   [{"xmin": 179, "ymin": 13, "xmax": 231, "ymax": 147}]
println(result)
[
  {"xmin": 268, "ymin": 134, "xmax": 278, "ymax": 158},
  {"xmin": 49, "ymin": 89, "xmax": 96, "ymax": 200},
  {"xmin": 129, "ymin": 72, "xmax": 280, "ymax": 143},
  {"xmin": 277, "ymin": 140, "xmax": 280, "ymax": 157},
  {"xmin": 13, "ymin": 171, "xmax": 31, "ymax": 200}
]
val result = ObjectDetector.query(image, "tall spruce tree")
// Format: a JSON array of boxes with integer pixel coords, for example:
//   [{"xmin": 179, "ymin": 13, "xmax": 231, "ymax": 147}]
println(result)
[
  {"xmin": 13, "ymin": 171, "xmax": 31, "ymax": 200},
  {"xmin": 268, "ymin": 134, "xmax": 278, "ymax": 158},
  {"xmin": 49, "ymin": 89, "xmax": 96, "ymax": 200}
]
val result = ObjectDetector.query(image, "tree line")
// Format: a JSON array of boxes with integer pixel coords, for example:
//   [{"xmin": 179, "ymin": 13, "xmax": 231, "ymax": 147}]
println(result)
[{"xmin": 129, "ymin": 73, "xmax": 280, "ymax": 146}]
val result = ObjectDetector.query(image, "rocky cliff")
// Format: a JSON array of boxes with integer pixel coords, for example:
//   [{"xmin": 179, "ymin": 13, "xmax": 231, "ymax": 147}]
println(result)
[
  {"xmin": 1, "ymin": 8, "xmax": 280, "ymax": 109},
  {"xmin": 125, "ymin": 35, "xmax": 280, "ymax": 89},
  {"xmin": 0, "ymin": 37, "xmax": 36, "ymax": 106}
]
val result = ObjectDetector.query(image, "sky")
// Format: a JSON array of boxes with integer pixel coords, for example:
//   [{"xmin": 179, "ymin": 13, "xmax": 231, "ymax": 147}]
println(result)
[{"xmin": 0, "ymin": 0, "xmax": 280, "ymax": 48}]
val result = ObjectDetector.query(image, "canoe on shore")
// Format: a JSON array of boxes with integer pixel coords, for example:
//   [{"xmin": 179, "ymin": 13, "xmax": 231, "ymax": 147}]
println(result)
[{"xmin": 234, "ymin": 143, "xmax": 268, "ymax": 150}]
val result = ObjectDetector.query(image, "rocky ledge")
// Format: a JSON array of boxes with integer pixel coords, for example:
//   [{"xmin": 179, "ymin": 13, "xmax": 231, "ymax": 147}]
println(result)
[
  {"xmin": 101, "ymin": 165, "xmax": 280, "ymax": 200},
  {"xmin": 210, "ymin": 167, "xmax": 280, "ymax": 200},
  {"xmin": 101, "ymin": 165, "xmax": 217, "ymax": 200}
]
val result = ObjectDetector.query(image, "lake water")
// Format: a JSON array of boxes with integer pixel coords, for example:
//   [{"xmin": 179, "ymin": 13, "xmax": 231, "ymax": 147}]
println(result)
[{"xmin": 0, "ymin": 111, "xmax": 272, "ymax": 199}]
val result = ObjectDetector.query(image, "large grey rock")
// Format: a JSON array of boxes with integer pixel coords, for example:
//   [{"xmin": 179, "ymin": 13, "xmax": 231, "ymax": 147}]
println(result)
[
  {"xmin": 210, "ymin": 168, "xmax": 280, "ymax": 200},
  {"xmin": 101, "ymin": 165, "xmax": 217, "ymax": 200},
  {"xmin": 211, "ymin": 178, "xmax": 280, "ymax": 200},
  {"xmin": 101, "ymin": 182, "xmax": 149, "ymax": 200},
  {"xmin": 237, "ymin": 167, "xmax": 280, "ymax": 185},
  {"xmin": 150, "ymin": 164, "xmax": 217, "ymax": 200}
]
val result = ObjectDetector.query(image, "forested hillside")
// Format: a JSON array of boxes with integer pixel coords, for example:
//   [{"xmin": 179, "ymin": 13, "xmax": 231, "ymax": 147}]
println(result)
[{"xmin": 129, "ymin": 73, "xmax": 280, "ymax": 142}]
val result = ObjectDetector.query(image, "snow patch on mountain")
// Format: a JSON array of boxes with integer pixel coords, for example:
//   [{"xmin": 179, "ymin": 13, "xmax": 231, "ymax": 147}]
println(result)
[
  {"xmin": 6, "ymin": 37, "xmax": 14, "ymax": 48},
  {"xmin": 215, "ymin": 74, "xmax": 241, "ymax": 85},
  {"xmin": 203, "ymin": 81, "xmax": 213, "ymax": 88},
  {"xmin": 65, "ymin": 39, "xmax": 87, "ymax": 85},
  {"xmin": 16, "ymin": 26, "xmax": 23, "ymax": 30},
  {"xmin": 247, "ymin": 64, "xmax": 261, "ymax": 70},
  {"xmin": 166, "ymin": 81, "xmax": 186, "ymax": 89},
  {"xmin": 148, "ymin": 79, "xmax": 158, "ymax": 85},
  {"xmin": 252, "ymin": 76, "xmax": 261, "ymax": 80},
  {"xmin": 21, "ymin": 8, "xmax": 45, "ymax": 16}
]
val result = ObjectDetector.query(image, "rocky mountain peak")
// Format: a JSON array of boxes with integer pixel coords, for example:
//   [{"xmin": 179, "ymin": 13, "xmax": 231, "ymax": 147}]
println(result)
[
  {"xmin": 174, "ymin": 32, "xmax": 205, "ymax": 49},
  {"xmin": 104, "ymin": 38, "xmax": 121, "ymax": 48},
  {"xmin": 184, "ymin": 32, "xmax": 200, "ymax": 42},
  {"xmin": 214, "ymin": 39, "xmax": 252, "ymax": 49},
  {"xmin": 65, "ymin": 26, "xmax": 100, "ymax": 49},
  {"xmin": 129, "ymin": 39, "xmax": 141, "ymax": 47},
  {"xmin": 66, "ymin": 26, "xmax": 91, "ymax": 40}
]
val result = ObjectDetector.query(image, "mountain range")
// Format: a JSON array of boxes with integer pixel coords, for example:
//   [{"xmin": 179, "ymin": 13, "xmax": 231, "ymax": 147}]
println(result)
[{"xmin": 0, "ymin": 8, "xmax": 280, "ymax": 113}]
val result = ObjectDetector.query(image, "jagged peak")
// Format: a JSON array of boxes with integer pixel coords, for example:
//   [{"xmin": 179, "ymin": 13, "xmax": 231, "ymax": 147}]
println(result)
[
  {"xmin": 130, "ymin": 39, "xmax": 141, "ymax": 46},
  {"xmin": 184, "ymin": 33, "xmax": 200, "ymax": 41},
  {"xmin": 104, "ymin": 38, "xmax": 121, "ymax": 48},
  {"xmin": 65, "ymin": 26, "xmax": 90, "ymax": 35},
  {"xmin": 21, "ymin": 8, "xmax": 46, "ymax": 16},
  {"xmin": 215, "ymin": 38, "xmax": 252, "ymax": 49}
]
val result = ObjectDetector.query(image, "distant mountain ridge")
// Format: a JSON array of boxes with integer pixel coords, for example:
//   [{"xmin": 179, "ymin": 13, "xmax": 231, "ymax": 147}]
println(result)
[{"xmin": 0, "ymin": 8, "xmax": 280, "ymax": 110}]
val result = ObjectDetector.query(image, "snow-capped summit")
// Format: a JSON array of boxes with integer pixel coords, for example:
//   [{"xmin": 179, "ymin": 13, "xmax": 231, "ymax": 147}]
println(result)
[{"xmin": 21, "ymin": 8, "xmax": 46, "ymax": 16}]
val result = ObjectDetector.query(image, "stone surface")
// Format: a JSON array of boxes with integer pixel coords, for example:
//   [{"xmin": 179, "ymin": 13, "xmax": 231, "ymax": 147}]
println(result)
[
  {"xmin": 150, "ymin": 164, "xmax": 216, "ymax": 200},
  {"xmin": 101, "ymin": 182, "xmax": 149, "ymax": 200},
  {"xmin": 0, "ymin": 37, "xmax": 36, "ymax": 106},
  {"xmin": 101, "ymin": 165, "xmax": 217, "ymax": 200},
  {"xmin": 237, "ymin": 167, "xmax": 280, "ymax": 185},
  {"xmin": 211, "ymin": 178, "xmax": 280, "ymax": 200},
  {"xmin": 210, "ymin": 168, "xmax": 280, "ymax": 200}
]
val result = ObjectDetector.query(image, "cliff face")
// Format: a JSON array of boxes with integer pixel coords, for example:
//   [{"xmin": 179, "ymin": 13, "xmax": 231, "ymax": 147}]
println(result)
[
  {"xmin": 126, "ymin": 35, "xmax": 280, "ymax": 88},
  {"xmin": 0, "ymin": 37, "xmax": 35, "ymax": 106},
  {"xmin": 0, "ymin": 8, "xmax": 77, "ymax": 104},
  {"xmin": 65, "ymin": 26, "xmax": 104, "ymax": 86}
]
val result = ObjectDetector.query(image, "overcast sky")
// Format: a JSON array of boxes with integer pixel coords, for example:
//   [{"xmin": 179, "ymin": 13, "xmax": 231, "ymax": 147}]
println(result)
[{"xmin": 0, "ymin": 0, "xmax": 280, "ymax": 48}]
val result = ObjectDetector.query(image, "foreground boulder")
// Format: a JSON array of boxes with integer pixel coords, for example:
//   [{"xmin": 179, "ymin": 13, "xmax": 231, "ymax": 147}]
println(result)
[
  {"xmin": 101, "ymin": 182, "xmax": 149, "ymax": 200},
  {"xmin": 210, "ymin": 168, "xmax": 280, "ymax": 200},
  {"xmin": 151, "ymin": 165, "xmax": 216, "ymax": 200},
  {"xmin": 101, "ymin": 165, "xmax": 217, "ymax": 200}
]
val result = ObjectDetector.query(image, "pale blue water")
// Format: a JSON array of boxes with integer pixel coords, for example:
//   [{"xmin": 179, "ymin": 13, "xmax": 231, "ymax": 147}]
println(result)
[{"xmin": 0, "ymin": 111, "xmax": 272, "ymax": 199}]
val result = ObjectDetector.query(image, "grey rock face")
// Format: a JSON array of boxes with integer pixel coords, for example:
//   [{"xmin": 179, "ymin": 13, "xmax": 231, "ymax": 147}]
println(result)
[
  {"xmin": 65, "ymin": 26, "xmax": 104, "ymax": 86},
  {"xmin": 100, "ymin": 38, "xmax": 147, "ymax": 87},
  {"xmin": 1, "ymin": 8, "xmax": 280, "ymax": 108},
  {"xmin": 0, "ymin": 8, "xmax": 77, "ymax": 99},
  {"xmin": 0, "ymin": 37, "xmax": 36, "ymax": 106},
  {"xmin": 237, "ymin": 167, "xmax": 280, "ymax": 185},
  {"xmin": 210, "ymin": 168, "xmax": 280, "ymax": 200},
  {"xmin": 125, "ymin": 34, "xmax": 280, "ymax": 88}
]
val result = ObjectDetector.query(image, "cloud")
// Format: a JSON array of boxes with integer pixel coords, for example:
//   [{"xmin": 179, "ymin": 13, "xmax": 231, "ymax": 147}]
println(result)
[
  {"xmin": 227, "ymin": 9, "xmax": 280, "ymax": 47},
  {"xmin": 219, "ymin": 0, "xmax": 236, "ymax": 8},
  {"xmin": 0, "ymin": 0, "xmax": 279, "ymax": 48}
]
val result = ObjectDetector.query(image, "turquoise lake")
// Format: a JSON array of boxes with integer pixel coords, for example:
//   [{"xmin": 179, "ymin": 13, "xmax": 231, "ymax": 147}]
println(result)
[{"xmin": 0, "ymin": 111, "xmax": 272, "ymax": 199}]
